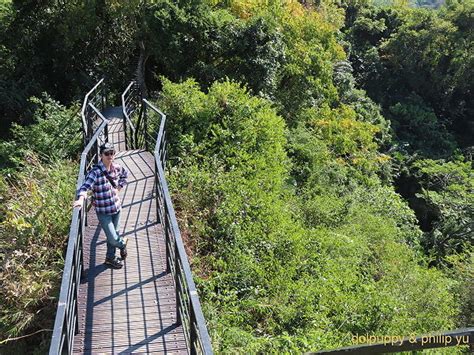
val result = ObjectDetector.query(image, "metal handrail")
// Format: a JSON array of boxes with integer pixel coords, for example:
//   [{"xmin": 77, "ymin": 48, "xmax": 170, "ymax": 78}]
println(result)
[
  {"xmin": 122, "ymin": 81, "xmax": 156, "ymax": 151},
  {"xmin": 121, "ymin": 81, "xmax": 137, "ymax": 150},
  {"xmin": 143, "ymin": 99, "xmax": 166, "ymax": 166},
  {"xmin": 81, "ymin": 78, "xmax": 105, "ymax": 144},
  {"xmin": 49, "ymin": 104, "xmax": 109, "ymax": 355},
  {"xmin": 144, "ymin": 98, "xmax": 213, "ymax": 354}
]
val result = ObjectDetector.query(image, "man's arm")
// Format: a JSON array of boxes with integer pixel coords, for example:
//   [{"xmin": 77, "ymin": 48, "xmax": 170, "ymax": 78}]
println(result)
[
  {"xmin": 73, "ymin": 169, "xmax": 97, "ymax": 208},
  {"xmin": 118, "ymin": 165, "xmax": 129, "ymax": 191}
]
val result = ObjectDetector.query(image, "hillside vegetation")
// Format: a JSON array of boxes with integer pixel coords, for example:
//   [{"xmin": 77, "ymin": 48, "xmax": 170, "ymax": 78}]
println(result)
[{"xmin": 0, "ymin": 0, "xmax": 471, "ymax": 352}]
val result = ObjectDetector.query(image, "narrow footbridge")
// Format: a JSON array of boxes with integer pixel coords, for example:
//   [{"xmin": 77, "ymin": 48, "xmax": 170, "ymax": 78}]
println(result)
[{"xmin": 50, "ymin": 80, "xmax": 212, "ymax": 354}]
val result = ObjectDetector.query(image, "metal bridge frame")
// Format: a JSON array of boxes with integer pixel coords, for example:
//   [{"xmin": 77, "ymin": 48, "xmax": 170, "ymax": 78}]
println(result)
[{"xmin": 50, "ymin": 80, "xmax": 213, "ymax": 354}]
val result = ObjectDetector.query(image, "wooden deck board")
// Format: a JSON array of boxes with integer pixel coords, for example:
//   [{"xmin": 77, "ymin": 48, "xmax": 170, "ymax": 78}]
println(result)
[
  {"xmin": 105, "ymin": 110, "xmax": 126, "ymax": 152},
  {"xmin": 73, "ymin": 116, "xmax": 187, "ymax": 354}
]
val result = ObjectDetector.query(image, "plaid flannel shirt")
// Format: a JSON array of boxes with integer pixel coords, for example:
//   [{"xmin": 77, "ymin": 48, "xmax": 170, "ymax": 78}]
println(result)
[{"xmin": 77, "ymin": 161, "xmax": 129, "ymax": 215}]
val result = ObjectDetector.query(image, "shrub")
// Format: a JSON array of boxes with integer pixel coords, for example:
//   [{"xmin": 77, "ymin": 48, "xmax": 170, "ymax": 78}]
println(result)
[
  {"xmin": 156, "ymin": 78, "xmax": 459, "ymax": 352},
  {"xmin": 0, "ymin": 156, "xmax": 76, "ymax": 349},
  {"xmin": 0, "ymin": 94, "xmax": 81, "ymax": 171}
]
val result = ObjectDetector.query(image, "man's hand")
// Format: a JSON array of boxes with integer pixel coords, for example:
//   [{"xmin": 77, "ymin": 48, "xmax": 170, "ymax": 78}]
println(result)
[{"xmin": 73, "ymin": 196, "xmax": 85, "ymax": 209}]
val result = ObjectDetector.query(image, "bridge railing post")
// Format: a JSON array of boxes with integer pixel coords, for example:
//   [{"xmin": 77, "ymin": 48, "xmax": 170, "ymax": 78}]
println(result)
[
  {"xmin": 190, "ymin": 300, "xmax": 198, "ymax": 355},
  {"xmin": 165, "ymin": 205, "xmax": 171, "ymax": 274},
  {"xmin": 144, "ymin": 102, "xmax": 149, "ymax": 151},
  {"xmin": 79, "ymin": 203, "xmax": 86, "ymax": 280},
  {"xmin": 175, "ymin": 245, "xmax": 182, "ymax": 325}
]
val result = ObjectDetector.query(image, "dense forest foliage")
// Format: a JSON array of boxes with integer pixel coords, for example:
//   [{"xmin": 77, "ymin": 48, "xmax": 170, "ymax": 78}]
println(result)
[{"xmin": 0, "ymin": 0, "xmax": 472, "ymax": 353}]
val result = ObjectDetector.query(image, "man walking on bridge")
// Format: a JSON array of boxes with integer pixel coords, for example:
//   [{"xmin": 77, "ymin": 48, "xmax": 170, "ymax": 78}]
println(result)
[{"xmin": 73, "ymin": 142, "xmax": 129, "ymax": 269}]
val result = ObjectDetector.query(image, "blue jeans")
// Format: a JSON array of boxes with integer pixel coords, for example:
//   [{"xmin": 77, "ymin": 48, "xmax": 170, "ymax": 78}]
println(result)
[{"xmin": 97, "ymin": 211, "xmax": 126, "ymax": 260}]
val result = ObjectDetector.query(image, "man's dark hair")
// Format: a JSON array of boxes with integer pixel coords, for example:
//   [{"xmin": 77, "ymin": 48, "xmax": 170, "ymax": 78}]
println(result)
[{"xmin": 99, "ymin": 142, "xmax": 115, "ymax": 154}]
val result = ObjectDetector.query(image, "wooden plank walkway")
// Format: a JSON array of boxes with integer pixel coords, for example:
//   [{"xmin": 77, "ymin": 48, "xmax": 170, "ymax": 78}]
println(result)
[
  {"xmin": 73, "ymin": 112, "xmax": 187, "ymax": 354},
  {"xmin": 105, "ymin": 107, "xmax": 127, "ymax": 152}
]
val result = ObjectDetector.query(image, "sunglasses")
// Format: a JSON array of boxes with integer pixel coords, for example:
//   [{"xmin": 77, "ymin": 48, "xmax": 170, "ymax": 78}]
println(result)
[{"xmin": 103, "ymin": 151, "xmax": 115, "ymax": 156}]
